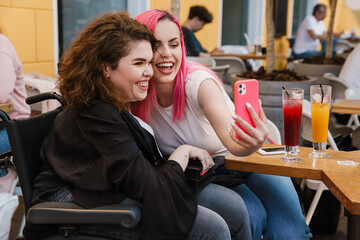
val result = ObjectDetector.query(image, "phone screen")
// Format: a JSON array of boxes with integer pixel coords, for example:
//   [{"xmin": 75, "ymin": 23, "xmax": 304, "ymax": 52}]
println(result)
[
  {"xmin": 257, "ymin": 147, "xmax": 285, "ymax": 155},
  {"xmin": 262, "ymin": 147, "xmax": 284, "ymax": 152}
]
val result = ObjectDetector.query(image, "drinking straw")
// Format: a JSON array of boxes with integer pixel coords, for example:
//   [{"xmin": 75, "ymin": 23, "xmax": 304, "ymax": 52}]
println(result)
[
  {"xmin": 320, "ymin": 84, "xmax": 324, "ymax": 103},
  {"xmin": 282, "ymin": 86, "xmax": 290, "ymax": 98},
  {"xmin": 244, "ymin": 33, "xmax": 251, "ymax": 45}
]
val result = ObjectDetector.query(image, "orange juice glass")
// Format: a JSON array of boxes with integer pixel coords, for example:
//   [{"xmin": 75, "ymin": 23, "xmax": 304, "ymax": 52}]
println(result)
[
  {"xmin": 311, "ymin": 102, "xmax": 330, "ymax": 142},
  {"xmin": 310, "ymin": 85, "xmax": 332, "ymax": 158}
]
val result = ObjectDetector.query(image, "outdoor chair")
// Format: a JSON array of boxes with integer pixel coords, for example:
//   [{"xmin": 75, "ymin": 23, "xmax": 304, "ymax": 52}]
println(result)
[
  {"xmin": 209, "ymin": 64, "xmax": 230, "ymax": 82},
  {"xmin": 212, "ymin": 56, "xmax": 247, "ymax": 83},
  {"xmin": 334, "ymin": 39, "xmax": 353, "ymax": 54},
  {"xmin": 266, "ymin": 119, "xmax": 282, "ymax": 145},
  {"xmin": 323, "ymin": 73, "xmax": 349, "ymax": 101},
  {"xmin": 345, "ymin": 87, "xmax": 360, "ymax": 129},
  {"xmin": 212, "ymin": 56, "xmax": 246, "ymax": 96},
  {"xmin": 186, "ymin": 56, "xmax": 216, "ymax": 68},
  {"xmin": 0, "ymin": 92, "xmax": 141, "ymax": 239},
  {"xmin": 323, "ymin": 73, "xmax": 359, "ymax": 129}
]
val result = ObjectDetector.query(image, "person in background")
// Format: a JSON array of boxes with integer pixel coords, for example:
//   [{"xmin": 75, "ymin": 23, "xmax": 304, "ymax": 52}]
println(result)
[
  {"xmin": 0, "ymin": 27, "xmax": 29, "ymax": 240},
  {"xmin": 293, "ymin": 4, "xmax": 327, "ymax": 59},
  {"xmin": 293, "ymin": 4, "xmax": 341, "ymax": 59},
  {"xmin": 338, "ymin": 44, "xmax": 360, "ymax": 88},
  {"xmin": 181, "ymin": 5, "xmax": 223, "ymax": 57},
  {"xmin": 25, "ymin": 12, "xmax": 252, "ymax": 240},
  {"xmin": 0, "ymin": 30, "xmax": 31, "ymax": 175},
  {"xmin": 134, "ymin": 9, "xmax": 312, "ymax": 240}
]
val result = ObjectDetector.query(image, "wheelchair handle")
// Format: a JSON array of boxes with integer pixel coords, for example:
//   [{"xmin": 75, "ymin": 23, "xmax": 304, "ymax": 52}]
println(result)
[
  {"xmin": 0, "ymin": 110, "xmax": 10, "ymax": 122},
  {"xmin": 26, "ymin": 92, "xmax": 63, "ymax": 106}
]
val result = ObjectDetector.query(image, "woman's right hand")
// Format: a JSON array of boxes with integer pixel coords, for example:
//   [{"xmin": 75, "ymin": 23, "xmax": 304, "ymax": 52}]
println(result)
[
  {"xmin": 229, "ymin": 100, "xmax": 269, "ymax": 156},
  {"xmin": 169, "ymin": 145, "xmax": 214, "ymax": 172}
]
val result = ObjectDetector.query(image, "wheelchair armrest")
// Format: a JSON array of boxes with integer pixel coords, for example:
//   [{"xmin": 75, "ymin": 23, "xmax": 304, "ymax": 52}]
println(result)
[{"xmin": 27, "ymin": 202, "xmax": 141, "ymax": 229}]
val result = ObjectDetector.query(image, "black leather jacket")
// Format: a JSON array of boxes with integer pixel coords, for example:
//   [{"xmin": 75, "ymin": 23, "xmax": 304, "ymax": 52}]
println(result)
[{"xmin": 30, "ymin": 103, "xmax": 197, "ymax": 240}]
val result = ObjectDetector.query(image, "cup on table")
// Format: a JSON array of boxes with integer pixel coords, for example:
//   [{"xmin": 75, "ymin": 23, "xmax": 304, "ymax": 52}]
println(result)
[
  {"xmin": 310, "ymin": 85, "xmax": 332, "ymax": 158},
  {"xmin": 281, "ymin": 88, "xmax": 304, "ymax": 163},
  {"xmin": 248, "ymin": 44, "xmax": 255, "ymax": 54},
  {"xmin": 254, "ymin": 44, "xmax": 262, "ymax": 56}
]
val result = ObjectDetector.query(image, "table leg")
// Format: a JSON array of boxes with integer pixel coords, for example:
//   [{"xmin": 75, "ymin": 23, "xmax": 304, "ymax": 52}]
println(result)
[{"xmin": 346, "ymin": 210, "xmax": 360, "ymax": 240}]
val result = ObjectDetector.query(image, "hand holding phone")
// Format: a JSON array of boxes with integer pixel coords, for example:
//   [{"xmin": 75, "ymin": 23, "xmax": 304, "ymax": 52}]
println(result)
[{"xmin": 234, "ymin": 79, "xmax": 259, "ymax": 137}]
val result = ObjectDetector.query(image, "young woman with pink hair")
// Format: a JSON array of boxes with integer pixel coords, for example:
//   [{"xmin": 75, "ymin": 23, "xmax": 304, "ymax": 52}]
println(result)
[{"xmin": 134, "ymin": 9, "xmax": 312, "ymax": 240}]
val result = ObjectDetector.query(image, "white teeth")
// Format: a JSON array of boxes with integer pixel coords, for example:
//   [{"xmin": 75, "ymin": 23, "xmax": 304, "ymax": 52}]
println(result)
[
  {"xmin": 137, "ymin": 82, "xmax": 148, "ymax": 87},
  {"xmin": 157, "ymin": 63, "xmax": 173, "ymax": 67}
]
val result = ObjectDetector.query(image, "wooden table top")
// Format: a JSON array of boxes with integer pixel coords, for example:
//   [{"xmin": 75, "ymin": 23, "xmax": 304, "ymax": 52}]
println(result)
[
  {"xmin": 211, "ymin": 52, "xmax": 286, "ymax": 60},
  {"xmin": 0, "ymin": 103, "xmax": 13, "ymax": 113},
  {"xmin": 332, "ymin": 99, "xmax": 360, "ymax": 115},
  {"xmin": 225, "ymin": 145, "xmax": 360, "ymax": 214}
]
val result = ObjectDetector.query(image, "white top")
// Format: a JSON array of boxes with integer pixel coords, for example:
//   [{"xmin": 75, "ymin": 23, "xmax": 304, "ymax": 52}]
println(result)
[
  {"xmin": 147, "ymin": 70, "xmax": 234, "ymax": 162},
  {"xmin": 293, "ymin": 15, "xmax": 326, "ymax": 54},
  {"xmin": 339, "ymin": 44, "xmax": 360, "ymax": 88},
  {"xmin": 133, "ymin": 114, "xmax": 154, "ymax": 136},
  {"xmin": 0, "ymin": 34, "xmax": 31, "ymax": 119}
]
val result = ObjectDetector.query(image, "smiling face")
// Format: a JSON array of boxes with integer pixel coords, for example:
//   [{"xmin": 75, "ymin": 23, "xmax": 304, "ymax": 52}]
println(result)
[
  {"xmin": 105, "ymin": 40, "xmax": 153, "ymax": 102},
  {"xmin": 153, "ymin": 19, "xmax": 182, "ymax": 86}
]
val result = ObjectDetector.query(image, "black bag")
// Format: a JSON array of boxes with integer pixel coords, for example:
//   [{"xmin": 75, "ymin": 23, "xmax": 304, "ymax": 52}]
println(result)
[
  {"xmin": 185, "ymin": 158, "xmax": 217, "ymax": 194},
  {"xmin": 212, "ymin": 173, "xmax": 248, "ymax": 189},
  {"xmin": 212, "ymin": 157, "xmax": 249, "ymax": 189}
]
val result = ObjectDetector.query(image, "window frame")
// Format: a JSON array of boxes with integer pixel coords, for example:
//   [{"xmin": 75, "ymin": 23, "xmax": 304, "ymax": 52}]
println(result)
[
  {"xmin": 52, "ymin": 0, "xmax": 149, "ymax": 74},
  {"xmin": 219, "ymin": 0, "xmax": 265, "ymax": 46}
]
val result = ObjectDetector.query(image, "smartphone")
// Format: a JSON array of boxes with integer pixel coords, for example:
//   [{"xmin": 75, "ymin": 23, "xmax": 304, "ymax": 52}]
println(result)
[
  {"xmin": 257, "ymin": 147, "xmax": 285, "ymax": 155},
  {"xmin": 234, "ymin": 79, "xmax": 259, "ymax": 137}
]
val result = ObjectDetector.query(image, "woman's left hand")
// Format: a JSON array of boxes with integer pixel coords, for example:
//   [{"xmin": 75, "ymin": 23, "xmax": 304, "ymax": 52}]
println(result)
[{"xmin": 229, "ymin": 100, "xmax": 269, "ymax": 155}]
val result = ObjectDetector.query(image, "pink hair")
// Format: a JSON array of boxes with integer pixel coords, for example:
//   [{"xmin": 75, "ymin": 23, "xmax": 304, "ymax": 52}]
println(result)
[{"xmin": 133, "ymin": 9, "xmax": 222, "ymax": 122}]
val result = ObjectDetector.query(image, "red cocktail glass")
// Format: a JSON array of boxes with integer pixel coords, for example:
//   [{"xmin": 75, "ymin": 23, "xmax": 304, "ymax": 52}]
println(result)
[{"xmin": 281, "ymin": 88, "xmax": 304, "ymax": 163}]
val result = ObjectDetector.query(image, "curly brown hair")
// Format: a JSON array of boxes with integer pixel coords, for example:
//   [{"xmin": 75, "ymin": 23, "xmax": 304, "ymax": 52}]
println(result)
[{"xmin": 58, "ymin": 12, "xmax": 157, "ymax": 111}]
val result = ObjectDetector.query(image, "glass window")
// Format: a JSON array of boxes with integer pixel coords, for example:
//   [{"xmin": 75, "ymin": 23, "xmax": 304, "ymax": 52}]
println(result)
[
  {"xmin": 292, "ymin": 0, "xmax": 318, "ymax": 36},
  {"xmin": 292, "ymin": 0, "xmax": 308, "ymax": 35},
  {"xmin": 221, "ymin": 0, "xmax": 248, "ymax": 45},
  {"xmin": 53, "ymin": 0, "xmax": 148, "ymax": 74},
  {"xmin": 221, "ymin": 0, "xmax": 264, "ymax": 46},
  {"xmin": 57, "ymin": 0, "xmax": 127, "ymax": 56}
]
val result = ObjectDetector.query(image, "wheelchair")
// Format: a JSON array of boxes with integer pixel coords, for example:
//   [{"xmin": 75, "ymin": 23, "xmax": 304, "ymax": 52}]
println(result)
[{"xmin": 0, "ymin": 92, "xmax": 141, "ymax": 239}]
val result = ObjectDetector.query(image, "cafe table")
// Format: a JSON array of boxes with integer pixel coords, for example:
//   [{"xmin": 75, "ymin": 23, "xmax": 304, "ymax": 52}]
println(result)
[
  {"xmin": 225, "ymin": 145, "xmax": 360, "ymax": 240},
  {"xmin": 211, "ymin": 52, "xmax": 286, "ymax": 60},
  {"xmin": 331, "ymin": 99, "xmax": 360, "ymax": 115},
  {"xmin": 0, "ymin": 103, "xmax": 13, "ymax": 113}
]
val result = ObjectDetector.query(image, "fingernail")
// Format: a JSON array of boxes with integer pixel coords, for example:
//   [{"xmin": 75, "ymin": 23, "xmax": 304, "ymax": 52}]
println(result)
[
  {"xmin": 231, "ymin": 113, "xmax": 238, "ymax": 119},
  {"xmin": 228, "ymin": 127, "xmax": 231, "ymax": 132},
  {"xmin": 200, "ymin": 170, "xmax": 208, "ymax": 176},
  {"xmin": 259, "ymin": 99, "xmax": 262, "ymax": 106},
  {"xmin": 246, "ymin": 102, "xmax": 252, "ymax": 108},
  {"xmin": 231, "ymin": 121, "xmax": 235, "ymax": 127}
]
